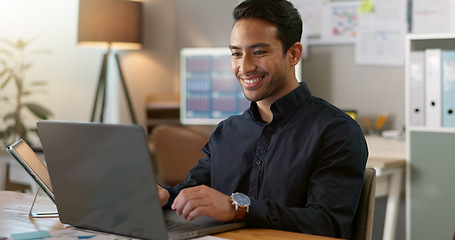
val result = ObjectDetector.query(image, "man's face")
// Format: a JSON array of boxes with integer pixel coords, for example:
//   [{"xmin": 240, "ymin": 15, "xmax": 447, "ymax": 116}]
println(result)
[{"xmin": 229, "ymin": 18, "xmax": 292, "ymax": 104}]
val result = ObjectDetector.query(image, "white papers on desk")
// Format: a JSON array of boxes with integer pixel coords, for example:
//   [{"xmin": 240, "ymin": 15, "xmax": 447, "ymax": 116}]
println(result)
[
  {"xmin": 50, "ymin": 228, "xmax": 135, "ymax": 239},
  {"xmin": 49, "ymin": 228, "xmax": 228, "ymax": 240}
]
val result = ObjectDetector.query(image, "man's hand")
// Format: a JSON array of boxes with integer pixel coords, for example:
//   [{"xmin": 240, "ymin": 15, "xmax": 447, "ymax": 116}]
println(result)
[
  {"xmin": 157, "ymin": 185, "xmax": 170, "ymax": 207},
  {"xmin": 171, "ymin": 185, "xmax": 236, "ymax": 222}
]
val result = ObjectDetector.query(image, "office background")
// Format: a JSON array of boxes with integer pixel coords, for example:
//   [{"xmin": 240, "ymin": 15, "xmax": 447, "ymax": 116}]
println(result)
[
  {"xmin": 0, "ymin": 0, "xmax": 407, "ymax": 239},
  {"xmin": 0, "ymin": 0, "xmax": 404, "ymax": 132}
]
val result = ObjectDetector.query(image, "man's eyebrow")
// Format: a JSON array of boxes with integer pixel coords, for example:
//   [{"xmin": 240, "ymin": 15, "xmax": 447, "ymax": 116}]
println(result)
[{"xmin": 229, "ymin": 43, "xmax": 271, "ymax": 50}]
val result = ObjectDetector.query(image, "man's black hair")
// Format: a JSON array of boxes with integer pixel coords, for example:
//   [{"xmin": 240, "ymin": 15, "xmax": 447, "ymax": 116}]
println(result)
[{"xmin": 233, "ymin": 0, "xmax": 303, "ymax": 55}]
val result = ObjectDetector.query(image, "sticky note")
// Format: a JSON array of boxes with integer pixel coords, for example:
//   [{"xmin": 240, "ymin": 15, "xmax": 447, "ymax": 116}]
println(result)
[
  {"xmin": 77, "ymin": 235, "xmax": 97, "ymax": 239},
  {"xmin": 358, "ymin": 0, "xmax": 374, "ymax": 13},
  {"xmin": 11, "ymin": 230, "xmax": 51, "ymax": 240}
]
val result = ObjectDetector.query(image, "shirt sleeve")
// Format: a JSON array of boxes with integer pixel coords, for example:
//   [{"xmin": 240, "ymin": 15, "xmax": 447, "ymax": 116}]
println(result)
[{"xmin": 243, "ymin": 118, "xmax": 368, "ymax": 238}]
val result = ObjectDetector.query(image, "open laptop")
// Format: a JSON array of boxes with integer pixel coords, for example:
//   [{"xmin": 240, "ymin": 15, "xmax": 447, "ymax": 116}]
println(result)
[{"xmin": 33, "ymin": 120, "xmax": 245, "ymax": 240}]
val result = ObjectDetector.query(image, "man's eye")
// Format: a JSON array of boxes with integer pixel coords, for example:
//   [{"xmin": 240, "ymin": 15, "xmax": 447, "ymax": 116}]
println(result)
[
  {"xmin": 231, "ymin": 52, "xmax": 241, "ymax": 57},
  {"xmin": 254, "ymin": 51, "xmax": 265, "ymax": 55}
]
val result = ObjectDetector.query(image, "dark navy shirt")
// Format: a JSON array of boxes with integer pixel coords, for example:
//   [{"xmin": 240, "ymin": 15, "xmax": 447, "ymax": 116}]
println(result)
[{"xmin": 164, "ymin": 82, "xmax": 368, "ymax": 239}]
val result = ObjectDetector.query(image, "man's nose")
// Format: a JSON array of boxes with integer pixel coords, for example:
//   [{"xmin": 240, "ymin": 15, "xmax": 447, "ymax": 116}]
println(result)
[{"xmin": 239, "ymin": 55, "xmax": 255, "ymax": 73}]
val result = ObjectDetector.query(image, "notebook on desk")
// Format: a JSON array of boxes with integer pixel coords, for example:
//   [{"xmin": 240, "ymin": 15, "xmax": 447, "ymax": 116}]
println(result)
[{"xmin": 34, "ymin": 120, "xmax": 245, "ymax": 240}]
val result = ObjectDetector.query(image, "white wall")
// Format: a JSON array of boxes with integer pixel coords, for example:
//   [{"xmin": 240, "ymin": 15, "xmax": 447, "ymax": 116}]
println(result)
[
  {"xmin": 302, "ymin": 45, "xmax": 405, "ymax": 131},
  {"xmin": 0, "ymin": 0, "xmax": 104, "ymax": 144},
  {"xmin": 0, "ymin": 0, "xmax": 100, "ymax": 122}
]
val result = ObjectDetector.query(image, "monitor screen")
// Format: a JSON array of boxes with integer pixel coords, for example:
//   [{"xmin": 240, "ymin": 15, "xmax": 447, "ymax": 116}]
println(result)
[{"xmin": 180, "ymin": 47, "xmax": 302, "ymax": 125}]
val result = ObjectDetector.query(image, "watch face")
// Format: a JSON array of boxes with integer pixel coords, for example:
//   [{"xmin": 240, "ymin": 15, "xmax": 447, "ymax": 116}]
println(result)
[{"xmin": 233, "ymin": 193, "xmax": 250, "ymax": 206}]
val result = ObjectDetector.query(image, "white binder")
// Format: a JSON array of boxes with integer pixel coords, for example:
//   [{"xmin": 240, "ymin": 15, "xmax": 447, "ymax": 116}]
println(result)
[
  {"xmin": 441, "ymin": 50, "xmax": 455, "ymax": 127},
  {"xmin": 410, "ymin": 51, "xmax": 425, "ymax": 126},
  {"xmin": 424, "ymin": 49, "xmax": 442, "ymax": 127}
]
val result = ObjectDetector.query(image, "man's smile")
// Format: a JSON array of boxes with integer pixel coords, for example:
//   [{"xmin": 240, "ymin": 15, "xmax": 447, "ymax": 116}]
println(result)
[{"xmin": 242, "ymin": 77, "xmax": 263, "ymax": 84}]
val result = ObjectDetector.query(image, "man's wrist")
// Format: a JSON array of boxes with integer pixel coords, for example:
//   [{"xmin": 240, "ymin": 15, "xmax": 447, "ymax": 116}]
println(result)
[
  {"xmin": 230, "ymin": 192, "xmax": 250, "ymax": 221},
  {"xmin": 232, "ymin": 206, "xmax": 248, "ymax": 220}
]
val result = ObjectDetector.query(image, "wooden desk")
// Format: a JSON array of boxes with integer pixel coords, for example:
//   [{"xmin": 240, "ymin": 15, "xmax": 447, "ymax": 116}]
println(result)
[
  {"xmin": 215, "ymin": 229, "xmax": 340, "ymax": 240},
  {"xmin": 0, "ymin": 191, "xmax": 340, "ymax": 240},
  {"xmin": 365, "ymin": 136, "xmax": 406, "ymax": 240}
]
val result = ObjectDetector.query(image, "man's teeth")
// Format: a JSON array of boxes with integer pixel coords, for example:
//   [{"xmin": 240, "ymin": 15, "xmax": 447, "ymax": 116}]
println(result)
[{"xmin": 243, "ymin": 77, "xmax": 262, "ymax": 84}]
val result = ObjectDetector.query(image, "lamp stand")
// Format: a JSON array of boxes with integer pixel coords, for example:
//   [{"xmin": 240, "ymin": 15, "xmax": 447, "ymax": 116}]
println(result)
[{"xmin": 90, "ymin": 46, "xmax": 137, "ymax": 124}]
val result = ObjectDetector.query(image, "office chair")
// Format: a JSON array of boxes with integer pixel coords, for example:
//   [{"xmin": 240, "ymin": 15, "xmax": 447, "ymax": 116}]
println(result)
[
  {"xmin": 353, "ymin": 168, "xmax": 376, "ymax": 240},
  {"xmin": 152, "ymin": 125, "xmax": 209, "ymax": 187}
]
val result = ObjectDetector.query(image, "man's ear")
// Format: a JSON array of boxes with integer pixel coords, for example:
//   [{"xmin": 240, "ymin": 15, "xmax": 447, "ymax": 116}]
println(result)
[{"xmin": 288, "ymin": 42, "xmax": 303, "ymax": 66}]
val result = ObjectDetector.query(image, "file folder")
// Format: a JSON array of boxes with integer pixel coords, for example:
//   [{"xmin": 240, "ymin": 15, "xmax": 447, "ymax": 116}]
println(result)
[
  {"xmin": 409, "ymin": 51, "xmax": 425, "ymax": 126},
  {"xmin": 441, "ymin": 50, "xmax": 455, "ymax": 127},
  {"xmin": 424, "ymin": 49, "xmax": 442, "ymax": 127}
]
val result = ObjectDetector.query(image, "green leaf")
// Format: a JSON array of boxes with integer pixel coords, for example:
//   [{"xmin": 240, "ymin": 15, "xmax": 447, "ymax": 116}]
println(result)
[
  {"xmin": 24, "ymin": 102, "xmax": 53, "ymax": 119},
  {"xmin": 0, "ymin": 96, "xmax": 12, "ymax": 102},
  {"xmin": 24, "ymin": 89, "xmax": 48, "ymax": 96},
  {"xmin": 16, "ymin": 39, "xmax": 25, "ymax": 49},
  {"xmin": 0, "ymin": 72, "xmax": 13, "ymax": 90},
  {"xmin": 13, "ymin": 73, "xmax": 21, "ymax": 90},
  {"xmin": 1, "ymin": 125, "xmax": 15, "ymax": 139},
  {"xmin": 23, "ymin": 35, "xmax": 40, "ymax": 46},
  {"xmin": 3, "ymin": 112, "xmax": 16, "ymax": 121},
  {"xmin": 18, "ymin": 121, "xmax": 28, "ymax": 140},
  {"xmin": 29, "ymin": 80, "xmax": 48, "ymax": 87},
  {"xmin": 0, "ymin": 69, "xmax": 8, "ymax": 79},
  {"xmin": 0, "ymin": 49, "xmax": 13, "ymax": 57},
  {"xmin": 29, "ymin": 128, "xmax": 38, "ymax": 135}
]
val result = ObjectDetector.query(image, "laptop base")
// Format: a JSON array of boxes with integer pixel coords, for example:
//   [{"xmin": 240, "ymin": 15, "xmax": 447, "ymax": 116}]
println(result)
[{"xmin": 28, "ymin": 188, "xmax": 59, "ymax": 218}]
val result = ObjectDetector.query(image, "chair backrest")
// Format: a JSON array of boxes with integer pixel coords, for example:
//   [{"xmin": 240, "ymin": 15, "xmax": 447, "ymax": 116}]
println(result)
[
  {"xmin": 353, "ymin": 168, "xmax": 376, "ymax": 240},
  {"xmin": 152, "ymin": 125, "xmax": 209, "ymax": 187}
]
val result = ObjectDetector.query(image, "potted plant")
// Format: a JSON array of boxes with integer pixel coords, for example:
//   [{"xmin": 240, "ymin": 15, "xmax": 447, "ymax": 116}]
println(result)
[{"xmin": 0, "ymin": 36, "xmax": 53, "ymax": 148}]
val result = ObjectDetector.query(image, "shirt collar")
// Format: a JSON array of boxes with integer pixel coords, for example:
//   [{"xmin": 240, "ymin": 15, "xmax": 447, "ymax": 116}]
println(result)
[{"xmin": 249, "ymin": 82, "xmax": 312, "ymax": 124}]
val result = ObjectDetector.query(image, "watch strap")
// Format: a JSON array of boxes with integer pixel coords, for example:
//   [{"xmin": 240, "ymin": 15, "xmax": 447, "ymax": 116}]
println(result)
[{"xmin": 233, "ymin": 205, "xmax": 248, "ymax": 220}]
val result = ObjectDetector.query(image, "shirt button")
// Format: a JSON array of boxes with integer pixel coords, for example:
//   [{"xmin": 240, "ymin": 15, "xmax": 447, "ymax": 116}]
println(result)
[
  {"xmin": 265, "ymin": 126, "xmax": 272, "ymax": 131},
  {"xmin": 256, "ymin": 160, "xmax": 262, "ymax": 166}
]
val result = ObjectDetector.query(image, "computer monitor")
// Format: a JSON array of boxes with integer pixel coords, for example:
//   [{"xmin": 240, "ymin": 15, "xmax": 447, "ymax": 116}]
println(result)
[{"xmin": 180, "ymin": 47, "xmax": 302, "ymax": 125}]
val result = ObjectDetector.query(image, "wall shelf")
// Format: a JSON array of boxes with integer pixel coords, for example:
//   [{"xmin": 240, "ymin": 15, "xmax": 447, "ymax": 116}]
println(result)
[{"xmin": 404, "ymin": 34, "xmax": 455, "ymax": 240}]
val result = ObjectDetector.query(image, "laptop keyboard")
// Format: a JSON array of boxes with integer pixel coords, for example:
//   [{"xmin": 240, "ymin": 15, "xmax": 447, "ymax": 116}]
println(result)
[{"xmin": 165, "ymin": 219, "xmax": 202, "ymax": 232}]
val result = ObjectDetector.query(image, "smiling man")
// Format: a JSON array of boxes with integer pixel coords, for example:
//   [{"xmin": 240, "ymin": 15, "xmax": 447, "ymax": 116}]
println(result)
[{"xmin": 157, "ymin": 0, "xmax": 368, "ymax": 238}]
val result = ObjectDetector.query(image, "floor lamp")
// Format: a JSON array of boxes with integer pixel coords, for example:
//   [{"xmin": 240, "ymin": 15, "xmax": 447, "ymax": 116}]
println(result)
[{"xmin": 77, "ymin": 0, "xmax": 142, "ymax": 124}]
